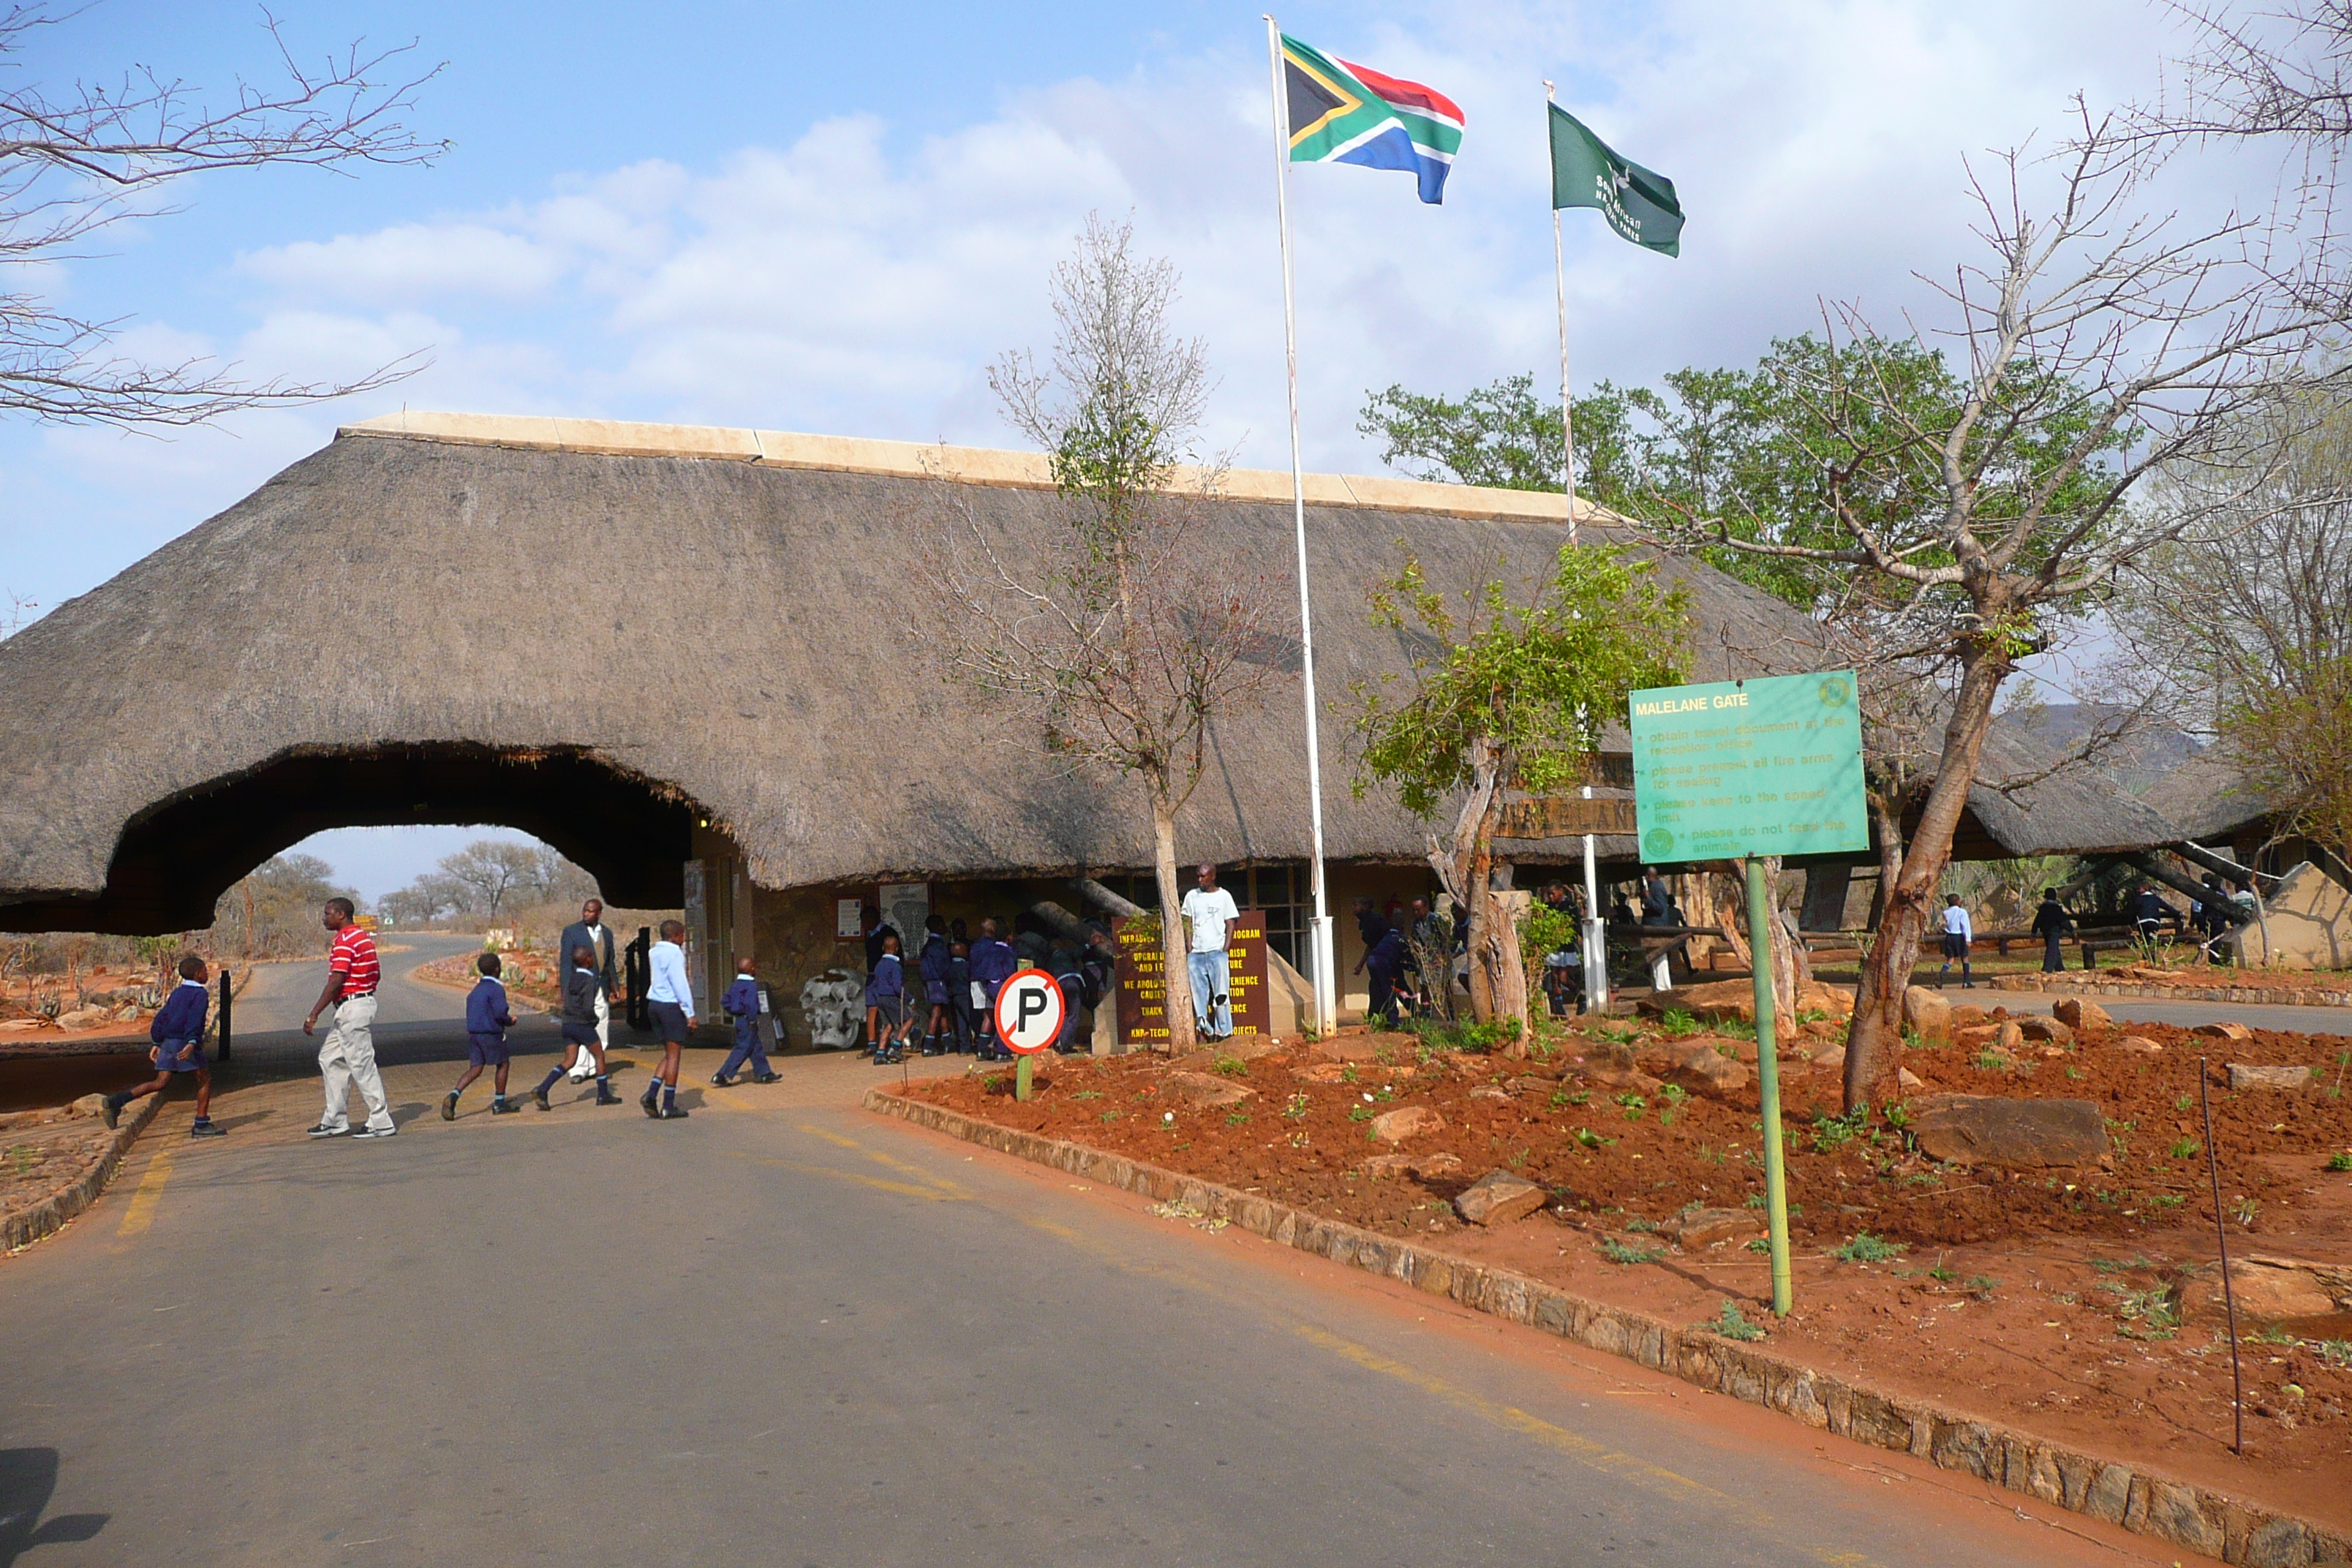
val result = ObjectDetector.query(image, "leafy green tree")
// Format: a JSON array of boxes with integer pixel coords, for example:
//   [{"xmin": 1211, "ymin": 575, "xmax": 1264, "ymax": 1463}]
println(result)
[{"xmin": 1351, "ymin": 545, "xmax": 1686, "ymax": 1038}]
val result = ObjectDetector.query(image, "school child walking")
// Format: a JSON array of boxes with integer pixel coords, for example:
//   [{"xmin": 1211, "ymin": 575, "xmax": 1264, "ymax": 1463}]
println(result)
[
  {"xmin": 1937, "ymin": 894, "xmax": 1975, "ymax": 988},
  {"xmin": 444, "ymin": 952, "xmax": 526, "ymax": 1118},
  {"xmin": 947, "ymin": 938, "xmax": 978, "ymax": 1054},
  {"xmin": 916, "ymin": 916, "xmax": 954, "ymax": 1058},
  {"xmin": 969, "ymin": 919, "xmax": 1018, "ymax": 1061},
  {"xmin": 641, "ymin": 919, "xmax": 696, "ymax": 1120},
  {"xmin": 866, "ymin": 931, "xmax": 907, "ymax": 1065},
  {"xmin": 533, "ymin": 944, "xmax": 623, "ymax": 1110},
  {"xmin": 103, "ymin": 955, "xmax": 221, "ymax": 1138},
  {"xmin": 712, "ymin": 957, "xmax": 780, "ymax": 1086}
]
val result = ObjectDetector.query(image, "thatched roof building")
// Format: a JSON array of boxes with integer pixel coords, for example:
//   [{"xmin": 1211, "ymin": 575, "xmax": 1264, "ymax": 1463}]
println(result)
[{"xmin": 0, "ymin": 412, "xmax": 2190, "ymax": 935}]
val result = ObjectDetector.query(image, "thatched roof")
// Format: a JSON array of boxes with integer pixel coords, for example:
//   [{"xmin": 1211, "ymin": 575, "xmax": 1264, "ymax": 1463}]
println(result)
[
  {"xmin": 2142, "ymin": 752, "xmax": 2280, "ymax": 845},
  {"xmin": 0, "ymin": 411, "xmax": 2184, "ymax": 931},
  {"xmin": 1934, "ymin": 718, "xmax": 2185, "ymax": 860},
  {"xmin": 0, "ymin": 413, "xmax": 1826, "ymax": 931}
]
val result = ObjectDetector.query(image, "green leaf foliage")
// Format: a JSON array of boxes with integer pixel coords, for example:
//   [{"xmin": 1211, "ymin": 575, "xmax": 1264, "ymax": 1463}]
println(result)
[{"xmin": 1349, "ymin": 543, "xmax": 1689, "ymax": 818}]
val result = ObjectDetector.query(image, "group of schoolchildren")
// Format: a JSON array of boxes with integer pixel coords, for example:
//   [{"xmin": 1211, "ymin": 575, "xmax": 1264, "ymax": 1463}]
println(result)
[{"xmin": 858, "ymin": 907, "xmax": 1112, "ymax": 1066}]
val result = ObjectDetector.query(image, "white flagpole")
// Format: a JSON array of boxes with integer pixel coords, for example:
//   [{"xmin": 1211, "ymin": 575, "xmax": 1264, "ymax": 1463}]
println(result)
[
  {"xmin": 1548, "ymin": 78, "xmax": 1610, "ymax": 1011},
  {"xmin": 1267, "ymin": 15, "xmax": 1337, "ymax": 1036}
]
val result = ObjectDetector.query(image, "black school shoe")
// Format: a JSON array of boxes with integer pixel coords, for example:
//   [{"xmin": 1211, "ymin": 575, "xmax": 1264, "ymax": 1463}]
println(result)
[
  {"xmin": 189, "ymin": 1120, "xmax": 225, "ymax": 1138},
  {"xmin": 440, "ymin": 1092, "xmax": 459, "ymax": 1121},
  {"xmin": 102, "ymin": 1093, "xmax": 127, "ymax": 1129},
  {"xmin": 751, "ymin": 1072, "xmax": 781, "ymax": 1084},
  {"xmin": 490, "ymin": 1099, "xmax": 523, "ymax": 1115},
  {"xmin": 532, "ymin": 1087, "xmax": 551, "ymax": 1112},
  {"xmin": 640, "ymin": 1087, "xmax": 661, "ymax": 1119},
  {"xmin": 657, "ymin": 1103, "xmax": 690, "ymax": 1120},
  {"xmin": 710, "ymin": 1074, "xmax": 737, "ymax": 1088}
]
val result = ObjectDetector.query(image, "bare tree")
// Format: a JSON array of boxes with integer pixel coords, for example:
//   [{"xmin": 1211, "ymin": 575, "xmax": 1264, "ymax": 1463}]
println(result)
[
  {"xmin": 1664, "ymin": 103, "xmax": 2346, "ymax": 1111},
  {"xmin": 920, "ymin": 214, "xmax": 1282, "ymax": 1054},
  {"xmin": 1, "ymin": 1, "xmax": 444, "ymax": 428}
]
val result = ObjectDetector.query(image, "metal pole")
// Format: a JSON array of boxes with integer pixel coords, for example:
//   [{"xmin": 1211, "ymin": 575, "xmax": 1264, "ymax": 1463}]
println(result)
[
  {"xmin": 1549, "ymin": 80, "xmax": 1609, "ymax": 1013},
  {"xmin": 216, "ymin": 968, "xmax": 232, "ymax": 1063},
  {"xmin": 2198, "ymin": 1058, "xmax": 2244, "ymax": 1455},
  {"xmin": 1266, "ymin": 14, "xmax": 1336, "ymax": 1036},
  {"xmin": 1747, "ymin": 856, "xmax": 1792, "ymax": 1314}
]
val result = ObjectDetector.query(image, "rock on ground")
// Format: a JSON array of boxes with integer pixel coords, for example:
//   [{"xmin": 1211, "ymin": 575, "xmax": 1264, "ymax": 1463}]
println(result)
[
  {"xmin": 53, "ymin": 1007, "xmax": 112, "ymax": 1031},
  {"xmin": 2015, "ymin": 1015, "xmax": 2073, "ymax": 1047},
  {"xmin": 1908, "ymin": 1094, "xmax": 2110, "ymax": 1168},
  {"xmin": 1360, "ymin": 1150, "xmax": 1463, "ymax": 1180},
  {"xmin": 1453, "ymin": 1169, "xmax": 1548, "ymax": 1226},
  {"xmin": 2194, "ymin": 1021, "xmax": 2255, "ymax": 1043},
  {"xmin": 1166, "ymin": 1071, "xmax": 1254, "ymax": 1107},
  {"xmin": 1667, "ymin": 1207, "xmax": 1765, "ymax": 1248},
  {"xmin": 1903, "ymin": 986, "xmax": 1951, "ymax": 1043},
  {"xmin": 2114, "ymin": 1036, "xmax": 2164, "ymax": 1055},
  {"xmin": 2227, "ymin": 1063, "xmax": 2313, "ymax": 1091},
  {"xmin": 2052, "ymin": 997, "xmax": 2111, "ymax": 1033},
  {"xmin": 1370, "ymin": 1105, "xmax": 1445, "ymax": 1142}
]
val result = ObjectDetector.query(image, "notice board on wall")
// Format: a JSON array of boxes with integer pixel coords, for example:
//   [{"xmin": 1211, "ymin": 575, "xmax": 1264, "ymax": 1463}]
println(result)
[{"xmin": 1114, "ymin": 908, "xmax": 1267, "ymax": 1049}]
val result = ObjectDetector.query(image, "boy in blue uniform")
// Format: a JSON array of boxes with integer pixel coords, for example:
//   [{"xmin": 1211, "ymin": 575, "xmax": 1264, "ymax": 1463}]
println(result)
[
  {"xmin": 969, "ymin": 919, "xmax": 1018, "ymax": 1060},
  {"xmin": 712, "ymin": 957, "xmax": 778, "ymax": 1086},
  {"xmin": 916, "ymin": 915, "xmax": 954, "ymax": 1058},
  {"xmin": 444, "ymin": 952, "xmax": 524, "ymax": 1119},
  {"xmin": 103, "ymin": 955, "xmax": 219, "ymax": 1138},
  {"xmin": 866, "ymin": 930, "xmax": 907, "ymax": 1064},
  {"xmin": 535, "ymin": 944, "xmax": 623, "ymax": 1111}
]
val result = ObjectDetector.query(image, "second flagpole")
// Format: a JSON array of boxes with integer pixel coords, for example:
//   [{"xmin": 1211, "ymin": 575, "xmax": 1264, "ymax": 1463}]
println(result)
[
  {"xmin": 1265, "ymin": 15, "xmax": 1338, "ymax": 1036},
  {"xmin": 1548, "ymin": 78, "xmax": 1610, "ymax": 1012}
]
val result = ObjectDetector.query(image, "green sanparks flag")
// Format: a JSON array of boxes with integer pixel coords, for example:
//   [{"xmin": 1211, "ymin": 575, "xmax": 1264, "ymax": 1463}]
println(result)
[{"xmin": 1549, "ymin": 105, "xmax": 1683, "ymax": 257}]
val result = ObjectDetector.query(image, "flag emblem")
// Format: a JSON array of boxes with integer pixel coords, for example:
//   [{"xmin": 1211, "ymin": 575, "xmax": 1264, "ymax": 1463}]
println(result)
[
  {"xmin": 1548, "ymin": 105, "xmax": 1682, "ymax": 256},
  {"xmin": 1281, "ymin": 36, "xmax": 1463, "ymax": 205}
]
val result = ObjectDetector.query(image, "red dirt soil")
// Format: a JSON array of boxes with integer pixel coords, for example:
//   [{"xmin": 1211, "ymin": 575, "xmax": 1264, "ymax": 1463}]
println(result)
[{"xmin": 902, "ymin": 1010, "xmax": 2352, "ymax": 1528}]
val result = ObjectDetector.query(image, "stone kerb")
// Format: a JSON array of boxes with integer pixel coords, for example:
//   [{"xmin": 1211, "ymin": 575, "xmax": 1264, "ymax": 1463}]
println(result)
[
  {"xmin": 864, "ymin": 1088, "xmax": 2348, "ymax": 1567},
  {"xmin": 1, "ymin": 1090, "xmax": 168, "ymax": 1252},
  {"xmin": 2010, "ymin": 974, "xmax": 2352, "ymax": 1010}
]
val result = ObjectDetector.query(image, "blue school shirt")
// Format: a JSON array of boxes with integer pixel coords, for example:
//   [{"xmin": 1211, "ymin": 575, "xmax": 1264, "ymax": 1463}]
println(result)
[
  {"xmin": 723, "ymin": 975, "xmax": 760, "ymax": 1019},
  {"xmin": 466, "ymin": 977, "xmax": 514, "ymax": 1039},
  {"xmin": 150, "ymin": 980, "xmax": 208, "ymax": 1045},
  {"xmin": 970, "ymin": 938, "xmax": 1017, "ymax": 990},
  {"xmin": 864, "ymin": 953, "xmax": 904, "ymax": 1006}
]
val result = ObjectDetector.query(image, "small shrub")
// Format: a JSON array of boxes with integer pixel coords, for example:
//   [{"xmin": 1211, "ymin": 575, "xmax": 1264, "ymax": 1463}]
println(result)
[
  {"xmin": 2101, "ymin": 1281, "xmax": 2181, "ymax": 1339},
  {"xmin": 1658, "ymin": 1082, "xmax": 1688, "ymax": 1107},
  {"xmin": 1704, "ymin": 1300, "xmax": 1769, "ymax": 1341},
  {"xmin": 2170, "ymin": 1139, "xmax": 2200, "ymax": 1159},
  {"xmin": 1744, "ymin": 1236, "xmax": 1771, "ymax": 1254},
  {"xmin": 1212, "ymin": 1055, "xmax": 1248, "ymax": 1077},
  {"xmin": 1974, "ymin": 1049, "xmax": 2008, "ymax": 1071},
  {"xmin": 1967, "ymin": 1274, "xmax": 1999, "ymax": 1298},
  {"xmin": 1282, "ymin": 1092, "xmax": 1310, "ymax": 1120},
  {"xmin": 1831, "ymin": 1232, "xmax": 1906, "ymax": 1264},
  {"xmin": 2318, "ymin": 1340, "xmax": 2352, "ymax": 1369},
  {"xmin": 1225, "ymin": 1110, "xmax": 1251, "ymax": 1126},
  {"xmin": 1572, "ymin": 1127, "xmax": 1615, "ymax": 1150},
  {"xmin": 2326, "ymin": 1151, "xmax": 2352, "ymax": 1172},
  {"xmin": 1549, "ymin": 1087, "xmax": 1589, "ymax": 1108},
  {"xmin": 1598, "ymin": 1238, "xmax": 1662, "ymax": 1264},
  {"xmin": 1659, "ymin": 1007, "xmax": 1700, "ymax": 1037}
]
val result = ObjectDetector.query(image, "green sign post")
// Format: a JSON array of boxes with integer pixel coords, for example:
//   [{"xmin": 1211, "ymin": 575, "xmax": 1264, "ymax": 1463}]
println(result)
[{"xmin": 1627, "ymin": 671, "xmax": 1868, "ymax": 1315}]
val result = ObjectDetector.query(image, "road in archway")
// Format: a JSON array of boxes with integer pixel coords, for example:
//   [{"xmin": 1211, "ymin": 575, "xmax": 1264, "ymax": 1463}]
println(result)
[
  {"xmin": 227, "ymin": 930, "xmax": 565, "ymax": 1070},
  {"xmin": 0, "ymin": 1050, "xmax": 2176, "ymax": 1568}
]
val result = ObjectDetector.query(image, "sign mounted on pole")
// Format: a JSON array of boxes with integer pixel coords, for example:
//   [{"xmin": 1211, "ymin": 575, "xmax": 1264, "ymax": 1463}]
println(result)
[
  {"xmin": 1627, "ymin": 671, "xmax": 1868, "ymax": 1319},
  {"xmin": 1627, "ymin": 671, "xmax": 1868, "ymax": 862},
  {"xmin": 995, "ymin": 965, "xmax": 1065, "ymax": 1101}
]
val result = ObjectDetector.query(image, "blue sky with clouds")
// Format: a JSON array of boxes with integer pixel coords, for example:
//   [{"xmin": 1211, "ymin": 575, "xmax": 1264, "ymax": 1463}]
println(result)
[{"xmin": 1, "ymin": 0, "xmax": 2257, "ymax": 898}]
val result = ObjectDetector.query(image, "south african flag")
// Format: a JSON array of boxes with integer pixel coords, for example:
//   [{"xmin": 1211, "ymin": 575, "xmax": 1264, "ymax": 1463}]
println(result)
[{"xmin": 1281, "ymin": 35, "xmax": 1463, "ymax": 205}]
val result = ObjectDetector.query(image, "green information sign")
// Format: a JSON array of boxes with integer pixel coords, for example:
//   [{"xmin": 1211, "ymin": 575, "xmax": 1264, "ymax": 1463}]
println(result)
[{"xmin": 1627, "ymin": 671, "xmax": 1868, "ymax": 862}]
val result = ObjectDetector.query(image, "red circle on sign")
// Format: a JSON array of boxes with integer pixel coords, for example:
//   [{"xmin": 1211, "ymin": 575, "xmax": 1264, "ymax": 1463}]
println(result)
[{"xmin": 993, "ymin": 966, "xmax": 1066, "ymax": 1055}]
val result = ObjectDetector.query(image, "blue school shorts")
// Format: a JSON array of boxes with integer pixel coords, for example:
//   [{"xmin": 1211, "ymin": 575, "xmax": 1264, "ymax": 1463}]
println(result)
[
  {"xmin": 154, "ymin": 1038, "xmax": 204, "ymax": 1073},
  {"xmin": 468, "ymin": 1031, "xmax": 510, "ymax": 1066},
  {"xmin": 649, "ymin": 1000, "xmax": 691, "ymax": 1044}
]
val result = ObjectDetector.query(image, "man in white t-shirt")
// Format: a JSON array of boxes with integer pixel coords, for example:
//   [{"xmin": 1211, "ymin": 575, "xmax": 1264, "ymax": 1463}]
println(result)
[{"xmin": 1180, "ymin": 862, "xmax": 1240, "ymax": 1040}]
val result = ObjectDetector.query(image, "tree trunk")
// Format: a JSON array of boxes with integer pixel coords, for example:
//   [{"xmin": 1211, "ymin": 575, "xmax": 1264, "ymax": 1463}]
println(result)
[
  {"xmin": 1843, "ymin": 647, "xmax": 2010, "ymax": 1112},
  {"xmin": 1448, "ymin": 739, "xmax": 1512, "ymax": 1035},
  {"xmin": 1152, "ymin": 791, "xmax": 1197, "ymax": 1055},
  {"xmin": 1714, "ymin": 858, "xmax": 1810, "ymax": 1031}
]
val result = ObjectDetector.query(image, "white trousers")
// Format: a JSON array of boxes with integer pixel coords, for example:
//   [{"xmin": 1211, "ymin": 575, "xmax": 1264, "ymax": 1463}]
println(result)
[
  {"xmin": 319, "ymin": 993, "xmax": 393, "ymax": 1132},
  {"xmin": 570, "ymin": 990, "xmax": 611, "ymax": 1079}
]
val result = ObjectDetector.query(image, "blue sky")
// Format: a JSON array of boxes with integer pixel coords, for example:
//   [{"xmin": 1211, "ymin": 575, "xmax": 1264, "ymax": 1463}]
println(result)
[{"xmin": 1, "ymin": 0, "xmax": 2252, "ymax": 898}]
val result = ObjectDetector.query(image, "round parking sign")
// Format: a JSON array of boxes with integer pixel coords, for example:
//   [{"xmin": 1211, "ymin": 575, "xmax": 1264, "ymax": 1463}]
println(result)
[{"xmin": 993, "ymin": 967, "xmax": 1066, "ymax": 1055}]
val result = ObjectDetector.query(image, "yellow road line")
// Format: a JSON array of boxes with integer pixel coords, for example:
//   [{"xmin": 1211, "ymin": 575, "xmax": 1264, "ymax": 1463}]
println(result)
[
  {"xmin": 723, "ymin": 1150, "xmax": 965, "ymax": 1202},
  {"xmin": 795, "ymin": 1122, "xmax": 972, "ymax": 1195},
  {"xmin": 116, "ymin": 1146, "xmax": 175, "ymax": 1238}
]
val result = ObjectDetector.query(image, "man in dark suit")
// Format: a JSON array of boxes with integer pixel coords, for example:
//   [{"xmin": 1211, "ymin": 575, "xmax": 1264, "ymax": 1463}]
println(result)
[{"xmin": 559, "ymin": 897, "xmax": 621, "ymax": 1066}]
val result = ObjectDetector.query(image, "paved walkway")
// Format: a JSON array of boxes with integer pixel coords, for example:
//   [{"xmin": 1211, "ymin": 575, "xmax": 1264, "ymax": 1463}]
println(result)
[
  {"xmin": 0, "ymin": 1023, "xmax": 2185, "ymax": 1568},
  {"xmin": 1960, "ymin": 984, "xmax": 2352, "ymax": 1037}
]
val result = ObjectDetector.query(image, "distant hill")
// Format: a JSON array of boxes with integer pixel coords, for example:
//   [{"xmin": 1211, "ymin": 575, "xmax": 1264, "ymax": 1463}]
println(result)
[{"xmin": 2005, "ymin": 702, "xmax": 2204, "ymax": 796}]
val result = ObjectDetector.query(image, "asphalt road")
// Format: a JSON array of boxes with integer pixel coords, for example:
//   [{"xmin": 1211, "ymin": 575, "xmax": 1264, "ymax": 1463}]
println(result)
[
  {"xmin": 1964, "ymin": 984, "xmax": 2352, "ymax": 1037},
  {"xmin": 227, "ymin": 932, "xmax": 568, "ymax": 1072},
  {"xmin": 0, "ymin": 1043, "xmax": 2175, "ymax": 1568}
]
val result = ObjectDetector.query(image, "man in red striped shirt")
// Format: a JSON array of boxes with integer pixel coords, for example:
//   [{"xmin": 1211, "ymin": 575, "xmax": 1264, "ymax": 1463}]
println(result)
[{"xmin": 303, "ymin": 898, "xmax": 396, "ymax": 1139}]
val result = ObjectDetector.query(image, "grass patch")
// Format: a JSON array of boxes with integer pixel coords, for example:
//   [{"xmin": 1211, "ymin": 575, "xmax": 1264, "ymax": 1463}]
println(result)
[
  {"xmin": 1700, "ymin": 1300, "xmax": 1769, "ymax": 1341},
  {"xmin": 1831, "ymin": 1232, "xmax": 1906, "ymax": 1264},
  {"xmin": 2170, "ymin": 1139, "xmax": 2200, "ymax": 1159},
  {"xmin": 2101, "ymin": 1282, "xmax": 2181, "ymax": 1340},
  {"xmin": 1211, "ymin": 1055, "xmax": 1248, "ymax": 1077},
  {"xmin": 1659, "ymin": 1007, "xmax": 1700, "ymax": 1037},
  {"xmin": 1572, "ymin": 1127, "xmax": 1616, "ymax": 1150},
  {"xmin": 1599, "ymin": 1238, "xmax": 1664, "ymax": 1265},
  {"xmin": 2326, "ymin": 1151, "xmax": 2352, "ymax": 1172}
]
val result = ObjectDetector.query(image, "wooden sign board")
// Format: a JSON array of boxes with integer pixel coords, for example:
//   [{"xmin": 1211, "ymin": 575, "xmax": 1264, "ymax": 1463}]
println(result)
[
  {"xmin": 1499, "ymin": 796, "xmax": 1640, "ymax": 837},
  {"xmin": 1114, "ymin": 908, "xmax": 1267, "ymax": 1049}
]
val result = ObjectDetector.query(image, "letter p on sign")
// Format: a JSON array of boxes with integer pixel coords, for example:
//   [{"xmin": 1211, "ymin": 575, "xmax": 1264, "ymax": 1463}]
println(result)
[{"xmin": 994, "ymin": 967, "xmax": 1066, "ymax": 1055}]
